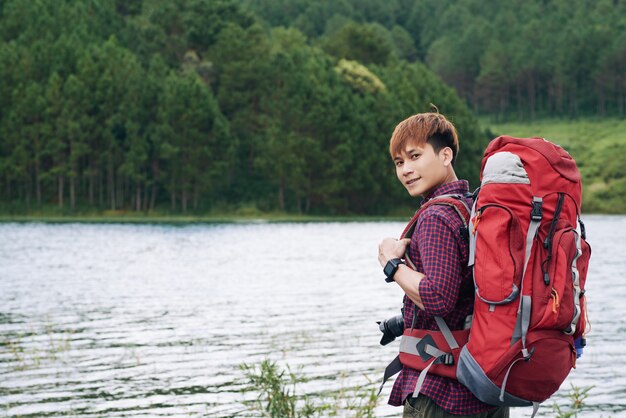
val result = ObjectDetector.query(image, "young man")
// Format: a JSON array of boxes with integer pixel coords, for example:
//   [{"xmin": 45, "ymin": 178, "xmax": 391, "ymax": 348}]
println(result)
[{"xmin": 377, "ymin": 113, "xmax": 509, "ymax": 417}]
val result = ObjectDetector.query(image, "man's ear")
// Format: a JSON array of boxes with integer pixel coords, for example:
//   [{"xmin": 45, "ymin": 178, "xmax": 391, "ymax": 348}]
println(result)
[{"xmin": 440, "ymin": 147, "xmax": 454, "ymax": 167}]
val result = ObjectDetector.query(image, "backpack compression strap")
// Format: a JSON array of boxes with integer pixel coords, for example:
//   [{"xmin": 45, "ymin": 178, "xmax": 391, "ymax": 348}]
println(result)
[{"xmin": 500, "ymin": 197, "xmax": 543, "ymax": 405}]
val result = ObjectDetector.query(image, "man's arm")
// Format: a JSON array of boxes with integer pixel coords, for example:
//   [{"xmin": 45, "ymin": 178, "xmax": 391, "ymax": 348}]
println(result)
[
  {"xmin": 378, "ymin": 211, "xmax": 463, "ymax": 316},
  {"xmin": 393, "ymin": 265, "xmax": 426, "ymax": 309},
  {"xmin": 413, "ymin": 211, "xmax": 463, "ymax": 316},
  {"xmin": 378, "ymin": 238, "xmax": 426, "ymax": 309}
]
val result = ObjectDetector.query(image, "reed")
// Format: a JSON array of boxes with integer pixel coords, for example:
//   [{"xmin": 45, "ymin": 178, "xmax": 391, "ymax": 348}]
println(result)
[
  {"xmin": 4, "ymin": 323, "xmax": 72, "ymax": 371},
  {"xmin": 553, "ymin": 384, "xmax": 595, "ymax": 418},
  {"xmin": 239, "ymin": 359, "xmax": 378, "ymax": 417}
]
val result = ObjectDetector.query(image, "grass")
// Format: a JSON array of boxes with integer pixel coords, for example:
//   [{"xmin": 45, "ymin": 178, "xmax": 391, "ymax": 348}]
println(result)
[
  {"xmin": 484, "ymin": 117, "xmax": 626, "ymax": 146},
  {"xmin": 239, "ymin": 359, "xmax": 600, "ymax": 418},
  {"xmin": 485, "ymin": 118, "xmax": 626, "ymax": 213},
  {"xmin": 3, "ymin": 322, "xmax": 73, "ymax": 371},
  {"xmin": 553, "ymin": 384, "xmax": 596, "ymax": 418},
  {"xmin": 239, "ymin": 359, "xmax": 378, "ymax": 417}
]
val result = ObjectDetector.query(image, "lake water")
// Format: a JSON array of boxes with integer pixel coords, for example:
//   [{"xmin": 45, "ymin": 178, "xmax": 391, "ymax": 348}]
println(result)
[{"xmin": 0, "ymin": 216, "xmax": 624, "ymax": 417}]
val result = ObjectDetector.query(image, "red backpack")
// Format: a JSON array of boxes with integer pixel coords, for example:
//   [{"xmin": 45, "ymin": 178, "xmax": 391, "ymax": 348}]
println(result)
[
  {"xmin": 380, "ymin": 136, "xmax": 591, "ymax": 414},
  {"xmin": 458, "ymin": 136, "xmax": 591, "ymax": 410}
]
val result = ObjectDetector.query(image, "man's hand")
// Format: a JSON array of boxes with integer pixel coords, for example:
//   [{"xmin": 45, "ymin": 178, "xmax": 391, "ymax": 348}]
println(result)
[{"xmin": 378, "ymin": 237, "xmax": 411, "ymax": 267}]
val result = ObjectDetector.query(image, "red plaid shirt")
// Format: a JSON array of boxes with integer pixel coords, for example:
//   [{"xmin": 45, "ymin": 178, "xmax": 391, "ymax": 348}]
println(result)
[{"xmin": 388, "ymin": 180, "xmax": 494, "ymax": 415}]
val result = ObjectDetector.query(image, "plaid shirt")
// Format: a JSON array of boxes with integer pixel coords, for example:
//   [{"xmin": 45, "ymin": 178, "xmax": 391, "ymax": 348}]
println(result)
[{"xmin": 388, "ymin": 180, "xmax": 494, "ymax": 415}]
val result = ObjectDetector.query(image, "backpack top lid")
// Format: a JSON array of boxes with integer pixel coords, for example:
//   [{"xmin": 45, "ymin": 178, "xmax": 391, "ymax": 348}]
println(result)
[{"xmin": 482, "ymin": 136, "xmax": 581, "ymax": 184}]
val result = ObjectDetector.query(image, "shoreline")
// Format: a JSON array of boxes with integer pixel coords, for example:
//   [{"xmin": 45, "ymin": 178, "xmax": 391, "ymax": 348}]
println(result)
[
  {"xmin": 0, "ymin": 212, "xmax": 617, "ymax": 225},
  {"xmin": 0, "ymin": 214, "xmax": 408, "ymax": 224}
]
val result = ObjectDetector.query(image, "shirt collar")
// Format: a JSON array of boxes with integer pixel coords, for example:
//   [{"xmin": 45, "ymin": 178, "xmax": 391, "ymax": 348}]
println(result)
[{"xmin": 421, "ymin": 180, "xmax": 470, "ymax": 204}]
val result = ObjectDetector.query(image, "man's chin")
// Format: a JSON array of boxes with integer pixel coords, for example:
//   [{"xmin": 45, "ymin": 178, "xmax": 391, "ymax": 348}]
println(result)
[{"xmin": 407, "ymin": 189, "xmax": 423, "ymax": 198}]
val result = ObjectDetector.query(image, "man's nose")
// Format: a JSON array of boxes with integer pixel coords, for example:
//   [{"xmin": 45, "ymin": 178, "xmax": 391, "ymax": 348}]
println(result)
[{"xmin": 402, "ymin": 163, "xmax": 414, "ymax": 175}]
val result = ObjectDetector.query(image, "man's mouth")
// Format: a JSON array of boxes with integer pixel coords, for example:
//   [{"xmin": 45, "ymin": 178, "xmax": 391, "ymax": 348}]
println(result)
[{"xmin": 406, "ymin": 178, "xmax": 420, "ymax": 185}]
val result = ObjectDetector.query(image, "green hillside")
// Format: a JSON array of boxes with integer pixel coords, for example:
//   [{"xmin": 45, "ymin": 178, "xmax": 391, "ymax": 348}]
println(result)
[
  {"xmin": 487, "ymin": 119, "xmax": 626, "ymax": 213},
  {"xmin": 1, "ymin": 0, "xmax": 624, "ymax": 216},
  {"xmin": 0, "ymin": 0, "xmax": 485, "ymax": 216},
  {"xmin": 244, "ymin": 0, "xmax": 626, "ymax": 120}
]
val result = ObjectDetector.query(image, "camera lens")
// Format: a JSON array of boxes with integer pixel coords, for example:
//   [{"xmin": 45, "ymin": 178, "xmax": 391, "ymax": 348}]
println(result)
[{"xmin": 378, "ymin": 314, "xmax": 404, "ymax": 346}]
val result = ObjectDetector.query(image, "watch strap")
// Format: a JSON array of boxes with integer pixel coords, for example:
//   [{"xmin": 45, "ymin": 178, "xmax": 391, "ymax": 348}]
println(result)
[{"xmin": 384, "ymin": 258, "xmax": 404, "ymax": 282}]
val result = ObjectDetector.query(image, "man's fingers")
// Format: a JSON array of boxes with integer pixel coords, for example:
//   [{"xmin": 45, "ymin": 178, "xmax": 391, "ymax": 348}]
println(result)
[{"xmin": 401, "ymin": 238, "xmax": 411, "ymax": 245}]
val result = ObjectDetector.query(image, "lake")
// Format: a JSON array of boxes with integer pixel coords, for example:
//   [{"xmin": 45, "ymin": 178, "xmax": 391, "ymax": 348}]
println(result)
[{"xmin": 0, "ymin": 216, "xmax": 624, "ymax": 417}]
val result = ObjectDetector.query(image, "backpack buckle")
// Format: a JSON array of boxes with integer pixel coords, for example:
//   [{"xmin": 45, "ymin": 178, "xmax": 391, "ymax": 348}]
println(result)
[
  {"xmin": 531, "ymin": 198, "xmax": 543, "ymax": 221},
  {"xmin": 438, "ymin": 354, "xmax": 455, "ymax": 365}
]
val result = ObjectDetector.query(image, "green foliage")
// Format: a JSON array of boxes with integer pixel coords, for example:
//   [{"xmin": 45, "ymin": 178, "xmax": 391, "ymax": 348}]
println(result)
[
  {"xmin": 246, "ymin": 0, "xmax": 626, "ymax": 120},
  {"xmin": 0, "ymin": 0, "xmax": 490, "ymax": 216},
  {"xmin": 184, "ymin": 0, "xmax": 254, "ymax": 50},
  {"xmin": 552, "ymin": 384, "xmax": 594, "ymax": 418},
  {"xmin": 334, "ymin": 59, "xmax": 386, "ymax": 94},
  {"xmin": 240, "ymin": 359, "xmax": 378, "ymax": 417},
  {"xmin": 321, "ymin": 21, "xmax": 394, "ymax": 65},
  {"xmin": 487, "ymin": 118, "xmax": 626, "ymax": 213},
  {"xmin": 240, "ymin": 360, "xmax": 304, "ymax": 417}
]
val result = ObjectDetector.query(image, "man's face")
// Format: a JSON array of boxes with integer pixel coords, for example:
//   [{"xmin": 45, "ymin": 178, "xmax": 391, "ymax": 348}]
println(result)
[{"xmin": 393, "ymin": 142, "xmax": 450, "ymax": 197}]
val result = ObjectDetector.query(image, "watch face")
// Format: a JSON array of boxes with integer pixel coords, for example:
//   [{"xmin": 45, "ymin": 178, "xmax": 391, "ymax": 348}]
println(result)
[
  {"xmin": 384, "ymin": 262, "xmax": 394, "ymax": 277},
  {"xmin": 384, "ymin": 259, "xmax": 398, "ymax": 277}
]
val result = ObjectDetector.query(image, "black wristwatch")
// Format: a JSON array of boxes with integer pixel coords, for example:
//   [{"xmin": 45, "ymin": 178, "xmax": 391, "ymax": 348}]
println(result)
[{"xmin": 383, "ymin": 258, "xmax": 405, "ymax": 282}]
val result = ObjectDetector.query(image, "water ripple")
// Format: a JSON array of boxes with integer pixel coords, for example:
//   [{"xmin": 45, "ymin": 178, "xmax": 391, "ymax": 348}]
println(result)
[{"xmin": 0, "ymin": 218, "xmax": 624, "ymax": 417}]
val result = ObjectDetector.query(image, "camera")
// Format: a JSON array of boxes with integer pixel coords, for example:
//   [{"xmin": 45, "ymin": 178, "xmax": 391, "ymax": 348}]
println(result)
[{"xmin": 377, "ymin": 314, "xmax": 404, "ymax": 345}]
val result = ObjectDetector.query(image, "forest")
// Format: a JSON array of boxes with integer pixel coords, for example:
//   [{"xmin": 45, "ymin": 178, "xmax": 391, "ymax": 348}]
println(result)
[{"xmin": 0, "ymin": 0, "xmax": 624, "ymax": 216}]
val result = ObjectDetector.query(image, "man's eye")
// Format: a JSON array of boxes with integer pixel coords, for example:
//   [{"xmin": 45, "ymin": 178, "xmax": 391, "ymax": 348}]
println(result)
[
  {"xmin": 411, "ymin": 154, "xmax": 421, "ymax": 159},
  {"xmin": 395, "ymin": 161, "xmax": 403, "ymax": 167}
]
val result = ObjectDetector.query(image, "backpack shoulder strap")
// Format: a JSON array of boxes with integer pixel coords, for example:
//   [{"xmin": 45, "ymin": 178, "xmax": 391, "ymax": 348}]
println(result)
[
  {"xmin": 400, "ymin": 195, "xmax": 471, "ymax": 241},
  {"xmin": 400, "ymin": 195, "xmax": 472, "ymax": 271}
]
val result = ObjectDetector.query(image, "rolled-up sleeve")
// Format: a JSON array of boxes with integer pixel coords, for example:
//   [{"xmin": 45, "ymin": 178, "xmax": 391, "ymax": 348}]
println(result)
[{"xmin": 415, "ymin": 212, "xmax": 463, "ymax": 317}]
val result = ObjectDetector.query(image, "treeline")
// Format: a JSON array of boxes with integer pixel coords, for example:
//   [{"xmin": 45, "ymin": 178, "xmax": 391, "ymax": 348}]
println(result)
[
  {"xmin": 0, "ymin": 0, "xmax": 485, "ymax": 215},
  {"xmin": 244, "ymin": 0, "xmax": 626, "ymax": 120}
]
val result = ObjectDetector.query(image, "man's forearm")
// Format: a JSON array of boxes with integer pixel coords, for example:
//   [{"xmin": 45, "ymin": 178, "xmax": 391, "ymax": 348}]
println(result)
[{"xmin": 393, "ymin": 264, "xmax": 425, "ymax": 310}]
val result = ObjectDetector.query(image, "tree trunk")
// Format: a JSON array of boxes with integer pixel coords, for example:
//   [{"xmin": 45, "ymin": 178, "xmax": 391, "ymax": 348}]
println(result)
[
  {"xmin": 150, "ymin": 160, "xmax": 159, "ymax": 211},
  {"xmin": 70, "ymin": 175, "xmax": 76, "ymax": 211},
  {"xmin": 528, "ymin": 75, "xmax": 536, "ymax": 120},
  {"xmin": 170, "ymin": 179, "xmax": 176, "ymax": 211},
  {"xmin": 119, "ymin": 175, "xmax": 125, "ymax": 209},
  {"xmin": 598, "ymin": 90, "xmax": 606, "ymax": 116},
  {"xmin": 58, "ymin": 175, "xmax": 64, "ymax": 209},
  {"xmin": 597, "ymin": 78, "xmax": 606, "ymax": 116},
  {"xmin": 499, "ymin": 88, "xmax": 507, "ymax": 122},
  {"xmin": 569, "ymin": 84, "xmax": 578, "ymax": 117},
  {"xmin": 87, "ymin": 156, "xmax": 94, "ymax": 206},
  {"xmin": 143, "ymin": 182, "xmax": 149, "ymax": 212},
  {"xmin": 89, "ymin": 172, "xmax": 94, "ymax": 206},
  {"xmin": 136, "ymin": 183, "xmax": 141, "ymax": 212},
  {"xmin": 25, "ymin": 175, "xmax": 31, "ymax": 211},
  {"xmin": 35, "ymin": 158, "xmax": 41, "ymax": 205},
  {"xmin": 278, "ymin": 178, "xmax": 285, "ymax": 211},
  {"xmin": 99, "ymin": 167, "xmax": 104, "ymax": 208},
  {"xmin": 555, "ymin": 80, "xmax": 564, "ymax": 115},
  {"xmin": 108, "ymin": 155, "xmax": 115, "ymax": 210},
  {"xmin": 516, "ymin": 83, "xmax": 524, "ymax": 120},
  {"xmin": 130, "ymin": 182, "xmax": 135, "ymax": 211},
  {"xmin": 150, "ymin": 182, "xmax": 157, "ymax": 211}
]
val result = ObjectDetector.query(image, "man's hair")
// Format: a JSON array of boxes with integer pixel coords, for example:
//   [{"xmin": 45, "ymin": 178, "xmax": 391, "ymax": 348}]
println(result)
[{"xmin": 389, "ymin": 112, "xmax": 459, "ymax": 165}]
